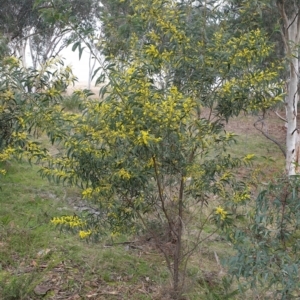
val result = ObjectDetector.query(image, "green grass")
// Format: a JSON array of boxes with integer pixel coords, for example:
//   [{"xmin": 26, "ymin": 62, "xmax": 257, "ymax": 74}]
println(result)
[
  {"xmin": 233, "ymin": 134, "xmax": 284, "ymax": 163},
  {"xmin": 226, "ymin": 112, "xmax": 285, "ymax": 178},
  {"xmin": 0, "ymin": 162, "xmax": 171, "ymax": 299}
]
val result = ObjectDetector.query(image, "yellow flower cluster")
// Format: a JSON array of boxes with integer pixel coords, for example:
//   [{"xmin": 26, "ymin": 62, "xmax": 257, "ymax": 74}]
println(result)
[
  {"xmin": 136, "ymin": 130, "xmax": 161, "ymax": 146},
  {"xmin": 232, "ymin": 190, "xmax": 251, "ymax": 203},
  {"xmin": 82, "ymin": 187, "xmax": 93, "ymax": 199},
  {"xmin": 226, "ymin": 29, "xmax": 271, "ymax": 64},
  {"xmin": 147, "ymin": 30, "xmax": 160, "ymax": 43},
  {"xmin": 118, "ymin": 168, "xmax": 131, "ymax": 180},
  {"xmin": 0, "ymin": 147, "xmax": 15, "ymax": 161},
  {"xmin": 54, "ymin": 170, "xmax": 67, "ymax": 177},
  {"xmin": 3, "ymin": 56, "xmax": 20, "ymax": 67},
  {"xmin": 1, "ymin": 90, "xmax": 14, "ymax": 101},
  {"xmin": 145, "ymin": 44, "xmax": 159, "ymax": 58},
  {"xmin": 25, "ymin": 142, "xmax": 41, "ymax": 152},
  {"xmin": 243, "ymin": 154, "xmax": 255, "ymax": 162},
  {"xmin": 137, "ymin": 130, "xmax": 150, "ymax": 145},
  {"xmin": 79, "ymin": 230, "xmax": 92, "ymax": 239},
  {"xmin": 132, "ymin": 0, "xmax": 189, "ymax": 46},
  {"xmin": 12, "ymin": 132, "xmax": 27, "ymax": 140},
  {"xmin": 51, "ymin": 215, "xmax": 85, "ymax": 227},
  {"xmin": 45, "ymin": 88, "xmax": 60, "ymax": 97},
  {"xmin": 219, "ymin": 171, "xmax": 233, "ymax": 182},
  {"xmin": 18, "ymin": 117, "xmax": 25, "ymax": 128},
  {"xmin": 219, "ymin": 67, "xmax": 283, "ymax": 110},
  {"xmin": 215, "ymin": 206, "xmax": 227, "ymax": 220}
]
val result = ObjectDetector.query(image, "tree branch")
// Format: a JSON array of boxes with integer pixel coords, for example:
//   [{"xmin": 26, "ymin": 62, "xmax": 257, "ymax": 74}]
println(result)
[
  {"xmin": 275, "ymin": 110, "xmax": 287, "ymax": 122},
  {"xmin": 254, "ymin": 117, "xmax": 286, "ymax": 157},
  {"xmin": 152, "ymin": 155, "xmax": 177, "ymax": 238},
  {"xmin": 286, "ymin": 11, "xmax": 299, "ymax": 31}
]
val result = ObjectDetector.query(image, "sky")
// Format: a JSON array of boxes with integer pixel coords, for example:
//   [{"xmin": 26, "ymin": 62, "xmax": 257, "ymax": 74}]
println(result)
[
  {"xmin": 60, "ymin": 46, "xmax": 98, "ymax": 86},
  {"xmin": 25, "ymin": 44, "xmax": 99, "ymax": 88}
]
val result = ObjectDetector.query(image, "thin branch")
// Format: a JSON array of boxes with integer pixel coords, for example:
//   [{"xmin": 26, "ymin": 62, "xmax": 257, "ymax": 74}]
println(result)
[
  {"xmin": 286, "ymin": 11, "xmax": 299, "ymax": 31},
  {"xmin": 275, "ymin": 110, "xmax": 287, "ymax": 122},
  {"xmin": 253, "ymin": 117, "xmax": 286, "ymax": 157},
  {"xmin": 152, "ymin": 155, "xmax": 178, "ymax": 238}
]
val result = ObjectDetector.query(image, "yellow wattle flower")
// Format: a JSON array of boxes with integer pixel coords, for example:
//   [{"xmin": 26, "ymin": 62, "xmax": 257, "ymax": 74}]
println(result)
[{"xmin": 215, "ymin": 206, "xmax": 227, "ymax": 220}]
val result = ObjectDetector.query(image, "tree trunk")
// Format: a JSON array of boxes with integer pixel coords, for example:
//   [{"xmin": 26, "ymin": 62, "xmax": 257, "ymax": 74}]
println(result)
[
  {"xmin": 286, "ymin": 55, "xmax": 300, "ymax": 175},
  {"xmin": 173, "ymin": 178, "xmax": 184, "ymax": 298},
  {"xmin": 28, "ymin": 36, "xmax": 38, "ymax": 70},
  {"xmin": 20, "ymin": 40, "xmax": 27, "ymax": 68},
  {"xmin": 278, "ymin": 2, "xmax": 300, "ymax": 175}
]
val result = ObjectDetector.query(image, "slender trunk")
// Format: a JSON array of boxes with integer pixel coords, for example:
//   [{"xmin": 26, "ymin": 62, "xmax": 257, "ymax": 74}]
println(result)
[
  {"xmin": 173, "ymin": 177, "xmax": 184, "ymax": 297},
  {"xmin": 19, "ymin": 40, "xmax": 27, "ymax": 68}
]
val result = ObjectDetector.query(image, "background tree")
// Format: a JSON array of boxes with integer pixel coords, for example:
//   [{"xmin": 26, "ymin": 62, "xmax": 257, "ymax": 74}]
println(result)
[
  {"xmin": 200, "ymin": 1, "xmax": 300, "ymax": 297},
  {"xmin": 0, "ymin": 0, "xmax": 100, "ymax": 69},
  {"xmin": 276, "ymin": 0, "xmax": 300, "ymax": 175},
  {"xmin": 0, "ymin": 0, "xmax": 38, "ymax": 66},
  {"xmin": 227, "ymin": 0, "xmax": 300, "ymax": 175}
]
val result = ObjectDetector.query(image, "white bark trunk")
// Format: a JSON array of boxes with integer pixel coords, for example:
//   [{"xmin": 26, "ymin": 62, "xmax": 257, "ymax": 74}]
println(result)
[
  {"xmin": 283, "ymin": 11, "xmax": 300, "ymax": 175},
  {"xmin": 286, "ymin": 56, "xmax": 299, "ymax": 175},
  {"xmin": 19, "ymin": 40, "xmax": 27, "ymax": 68},
  {"xmin": 28, "ymin": 36, "xmax": 38, "ymax": 70}
]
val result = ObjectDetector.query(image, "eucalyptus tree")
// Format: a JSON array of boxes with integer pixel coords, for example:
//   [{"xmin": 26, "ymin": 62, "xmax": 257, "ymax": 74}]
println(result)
[
  {"xmin": 30, "ymin": 0, "xmax": 100, "ymax": 69},
  {"xmin": 276, "ymin": 0, "xmax": 300, "ymax": 175},
  {"xmin": 0, "ymin": 0, "xmax": 38, "ymax": 66},
  {"xmin": 227, "ymin": 0, "xmax": 300, "ymax": 175},
  {"xmin": 0, "ymin": 0, "xmax": 100, "ymax": 69}
]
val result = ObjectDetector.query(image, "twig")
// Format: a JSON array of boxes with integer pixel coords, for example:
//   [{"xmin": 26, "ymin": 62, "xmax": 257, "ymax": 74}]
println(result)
[
  {"xmin": 253, "ymin": 117, "xmax": 286, "ymax": 157},
  {"xmin": 275, "ymin": 110, "xmax": 287, "ymax": 123},
  {"xmin": 105, "ymin": 241, "xmax": 137, "ymax": 246},
  {"xmin": 286, "ymin": 11, "xmax": 299, "ymax": 32}
]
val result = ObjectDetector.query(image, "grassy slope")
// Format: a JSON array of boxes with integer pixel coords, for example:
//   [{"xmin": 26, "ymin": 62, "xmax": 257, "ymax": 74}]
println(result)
[{"xmin": 0, "ymin": 163, "xmax": 171, "ymax": 300}]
